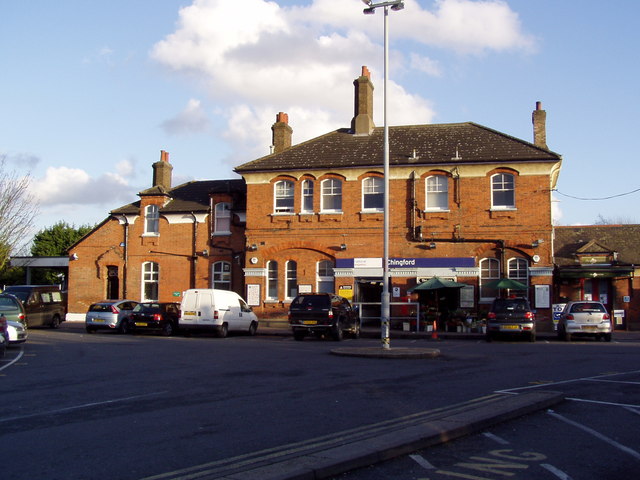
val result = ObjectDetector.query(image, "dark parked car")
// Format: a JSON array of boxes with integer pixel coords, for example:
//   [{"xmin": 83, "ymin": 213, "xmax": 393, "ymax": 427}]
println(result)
[
  {"xmin": 2, "ymin": 285, "xmax": 66, "ymax": 328},
  {"xmin": 289, "ymin": 293, "xmax": 360, "ymax": 341},
  {"xmin": 486, "ymin": 297, "xmax": 536, "ymax": 342},
  {"xmin": 0, "ymin": 293, "xmax": 28, "ymax": 344},
  {"xmin": 129, "ymin": 302, "xmax": 180, "ymax": 336},
  {"xmin": 0, "ymin": 313, "xmax": 7, "ymax": 357}
]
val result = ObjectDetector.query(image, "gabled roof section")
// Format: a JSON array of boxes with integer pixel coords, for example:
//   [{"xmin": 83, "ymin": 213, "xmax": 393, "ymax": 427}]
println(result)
[
  {"xmin": 235, "ymin": 122, "xmax": 561, "ymax": 173},
  {"xmin": 554, "ymin": 225, "xmax": 640, "ymax": 266},
  {"xmin": 110, "ymin": 179, "xmax": 246, "ymax": 216}
]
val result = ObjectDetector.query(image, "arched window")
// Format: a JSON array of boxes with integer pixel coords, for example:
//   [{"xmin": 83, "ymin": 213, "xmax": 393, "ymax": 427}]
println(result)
[
  {"xmin": 301, "ymin": 180, "xmax": 314, "ymax": 213},
  {"xmin": 508, "ymin": 258, "xmax": 529, "ymax": 296},
  {"xmin": 144, "ymin": 205, "xmax": 159, "ymax": 235},
  {"xmin": 425, "ymin": 175, "xmax": 448, "ymax": 211},
  {"xmin": 274, "ymin": 180, "xmax": 294, "ymax": 213},
  {"xmin": 211, "ymin": 261, "xmax": 231, "ymax": 290},
  {"xmin": 142, "ymin": 262, "xmax": 159, "ymax": 301},
  {"xmin": 321, "ymin": 179, "xmax": 342, "ymax": 213},
  {"xmin": 317, "ymin": 260, "xmax": 335, "ymax": 293},
  {"xmin": 491, "ymin": 173, "xmax": 515, "ymax": 209},
  {"xmin": 214, "ymin": 202, "xmax": 231, "ymax": 234},
  {"xmin": 480, "ymin": 258, "xmax": 500, "ymax": 302},
  {"xmin": 286, "ymin": 260, "xmax": 298, "ymax": 299},
  {"xmin": 267, "ymin": 261, "xmax": 278, "ymax": 300},
  {"xmin": 362, "ymin": 177, "xmax": 383, "ymax": 211}
]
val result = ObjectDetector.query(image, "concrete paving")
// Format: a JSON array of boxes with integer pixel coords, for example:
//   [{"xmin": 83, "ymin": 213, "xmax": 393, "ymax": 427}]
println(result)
[{"xmin": 168, "ymin": 390, "xmax": 564, "ymax": 480}]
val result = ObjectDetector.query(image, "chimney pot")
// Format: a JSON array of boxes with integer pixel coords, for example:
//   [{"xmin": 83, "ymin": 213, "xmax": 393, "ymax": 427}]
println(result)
[
  {"xmin": 532, "ymin": 101, "xmax": 548, "ymax": 149},
  {"xmin": 271, "ymin": 112, "xmax": 293, "ymax": 154},
  {"xmin": 153, "ymin": 150, "xmax": 173, "ymax": 190}
]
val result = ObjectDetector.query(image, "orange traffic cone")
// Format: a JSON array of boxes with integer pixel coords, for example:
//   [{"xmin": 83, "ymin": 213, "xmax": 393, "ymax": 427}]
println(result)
[{"xmin": 432, "ymin": 320, "xmax": 438, "ymax": 339}]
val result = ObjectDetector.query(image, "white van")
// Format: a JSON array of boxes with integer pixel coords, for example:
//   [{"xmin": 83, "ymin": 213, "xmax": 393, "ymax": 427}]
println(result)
[{"xmin": 179, "ymin": 289, "xmax": 258, "ymax": 337}]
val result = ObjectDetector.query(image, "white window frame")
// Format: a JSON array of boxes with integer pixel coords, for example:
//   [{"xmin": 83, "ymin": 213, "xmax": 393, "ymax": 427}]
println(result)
[
  {"xmin": 508, "ymin": 258, "xmax": 529, "ymax": 295},
  {"xmin": 317, "ymin": 260, "xmax": 335, "ymax": 293},
  {"xmin": 285, "ymin": 260, "xmax": 298, "ymax": 299},
  {"xmin": 144, "ymin": 205, "xmax": 159, "ymax": 235},
  {"xmin": 211, "ymin": 261, "xmax": 231, "ymax": 290},
  {"xmin": 479, "ymin": 258, "xmax": 500, "ymax": 302},
  {"xmin": 491, "ymin": 173, "xmax": 515, "ymax": 210},
  {"xmin": 274, "ymin": 180, "xmax": 294, "ymax": 214},
  {"xmin": 141, "ymin": 261, "xmax": 159, "ymax": 302},
  {"xmin": 266, "ymin": 261, "xmax": 278, "ymax": 300},
  {"xmin": 320, "ymin": 179, "xmax": 342, "ymax": 213},
  {"xmin": 425, "ymin": 175, "xmax": 449, "ymax": 211},
  {"xmin": 301, "ymin": 180, "xmax": 314, "ymax": 213},
  {"xmin": 362, "ymin": 177, "xmax": 384, "ymax": 212},
  {"xmin": 213, "ymin": 202, "xmax": 231, "ymax": 235}
]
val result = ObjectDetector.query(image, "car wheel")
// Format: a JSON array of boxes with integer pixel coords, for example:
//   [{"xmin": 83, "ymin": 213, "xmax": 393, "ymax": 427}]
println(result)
[
  {"xmin": 485, "ymin": 332, "xmax": 493, "ymax": 342},
  {"xmin": 85, "ymin": 326, "xmax": 96, "ymax": 334},
  {"xmin": 604, "ymin": 333, "xmax": 612, "ymax": 342},
  {"xmin": 161, "ymin": 322, "xmax": 174, "ymax": 336},
  {"xmin": 564, "ymin": 331, "xmax": 572, "ymax": 342},
  {"xmin": 118, "ymin": 319, "xmax": 130, "ymax": 335},
  {"xmin": 529, "ymin": 332, "xmax": 536, "ymax": 343},
  {"xmin": 50, "ymin": 315, "xmax": 61, "ymax": 329},
  {"xmin": 352, "ymin": 321, "xmax": 361, "ymax": 339},
  {"xmin": 293, "ymin": 330, "xmax": 306, "ymax": 341},
  {"xmin": 331, "ymin": 321, "xmax": 343, "ymax": 341},
  {"xmin": 217, "ymin": 323, "xmax": 228, "ymax": 338},
  {"xmin": 248, "ymin": 321, "xmax": 258, "ymax": 336}
]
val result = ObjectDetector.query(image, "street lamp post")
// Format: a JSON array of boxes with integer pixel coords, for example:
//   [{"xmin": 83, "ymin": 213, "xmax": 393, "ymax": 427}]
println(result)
[{"xmin": 362, "ymin": 0, "xmax": 404, "ymax": 350}]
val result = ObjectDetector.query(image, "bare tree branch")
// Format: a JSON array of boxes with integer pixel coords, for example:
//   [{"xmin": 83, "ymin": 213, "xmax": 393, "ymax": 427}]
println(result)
[{"xmin": 0, "ymin": 156, "xmax": 40, "ymax": 269}]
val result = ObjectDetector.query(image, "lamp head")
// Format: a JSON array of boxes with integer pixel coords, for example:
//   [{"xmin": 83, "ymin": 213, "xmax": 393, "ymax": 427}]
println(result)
[
  {"xmin": 361, "ymin": 0, "xmax": 372, "ymax": 5},
  {"xmin": 391, "ymin": 2, "xmax": 405, "ymax": 11}
]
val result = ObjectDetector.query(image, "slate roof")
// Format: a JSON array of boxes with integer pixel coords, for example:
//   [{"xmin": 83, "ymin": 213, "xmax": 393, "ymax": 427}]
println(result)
[
  {"xmin": 235, "ymin": 122, "xmax": 561, "ymax": 173},
  {"xmin": 554, "ymin": 225, "xmax": 640, "ymax": 266},
  {"xmin": 110, "ymin": 179, "xmax": 246, "ymax": 216}
]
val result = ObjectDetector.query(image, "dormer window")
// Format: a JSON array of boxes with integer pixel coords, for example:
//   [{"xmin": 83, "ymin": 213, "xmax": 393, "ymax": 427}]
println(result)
[{"xmin": 144, "ymin": 205, "xmax": 159, "ymax": 235}]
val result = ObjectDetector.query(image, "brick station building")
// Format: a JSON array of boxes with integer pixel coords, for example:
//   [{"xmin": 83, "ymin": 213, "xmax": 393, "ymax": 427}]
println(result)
[{"xmin": 235, "ymin": 67, "xmax": 562, "ymax": 331}]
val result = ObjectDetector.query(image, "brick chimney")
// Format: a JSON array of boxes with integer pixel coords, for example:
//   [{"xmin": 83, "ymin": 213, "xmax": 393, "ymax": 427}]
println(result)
[
  {"xmin": 152, "ymin": 150, "xmax": 173, "ymax": 190},
  {"xmin": 532, "ymin": 101, "xmax": 548, "ymax": 149},
  {"xmin": 271, "ymin": 112, "xmax": 293, "ymax": 154},
  {"xmin": 351, "ymin": 66, "xmax": 375, "ymax": 135}
]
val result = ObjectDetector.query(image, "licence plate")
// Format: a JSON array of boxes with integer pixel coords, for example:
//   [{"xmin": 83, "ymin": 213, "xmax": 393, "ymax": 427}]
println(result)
[
  {"xmin": 501, "ymin": 325, "xmax": 519, "ymax": 330},
  {"xmin": 135, "ymin": 322, "xmax": 148, "ymax": 327},
  {"xmin": 582, "ymin": 326, "xmax": 597, "ymax": 331},
  {"xmin": 302, "ymin": 321, "xmax": 318, "ymax": 325},
  {"xmin": 184, "ymin": 311, "xmax": 196, "ymax": 316},
  {"xmin": 92, "ymin": 318, "xmax": 105, "ymax": 323}
]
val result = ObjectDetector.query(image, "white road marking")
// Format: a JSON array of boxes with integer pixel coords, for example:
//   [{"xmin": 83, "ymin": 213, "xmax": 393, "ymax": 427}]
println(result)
[
  {"xmin": 541, "ymin": 463, "xmax": 574, "ymax": 479},
  {"xmin": 547, "ymin": 410, "xmax": 640, "ymax": 460},
  {"xmin": 565, "ymin": 397, "xmax": 640, "ymax": 409},
  {"xmin": 0, "ymin": 391, "xmax": 168, "ymax": 423},
  {"xmin": 0, "ymin": 349, "xmax": 24, "ymax": 372},
  {"xmin": 482, "ymin": 432, "xmax": 510, "ymax": 445},
  {"xmin": 410, "ymin": 454, "xmax": 436, "ymax": 470}
]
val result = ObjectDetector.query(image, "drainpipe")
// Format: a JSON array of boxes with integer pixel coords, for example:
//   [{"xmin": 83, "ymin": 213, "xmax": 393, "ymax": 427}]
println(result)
[
  {"xmin": 191, "ymin": 212, "xmax": 198, "ymax": 289},
  {"xmin": 121, "ymin": 216, "xmax": 129, "ymax": 298}
]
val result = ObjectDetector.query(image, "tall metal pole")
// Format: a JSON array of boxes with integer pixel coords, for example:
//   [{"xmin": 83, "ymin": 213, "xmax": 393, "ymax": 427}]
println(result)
[
  {"xmin": 381, "ymin": 4, "xmax": 391, "ymax": 349},
  {"xmin": 363, "ymin": 0, "xmax": 403, "ymax": 350}
]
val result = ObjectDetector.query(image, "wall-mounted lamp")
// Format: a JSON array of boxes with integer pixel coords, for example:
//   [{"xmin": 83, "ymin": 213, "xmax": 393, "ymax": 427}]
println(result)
[
  {"xmin": 247, "ymin": 244, "xmax": 258, "ymax": 252},
  {"xmin": 196, "ymin": 249, "xmax": 209, "ymax": 257},
  {"xmin": 420, "ymin": 242, "xmax": 436, "ymax": 250},
  {"xmin": 69, "ymin": 253, "xmax": 78, "ymax": 260},
  {"xmin": 340, "ymin": 243, "xmax": 347, "ymax": 251},
  {"xmin": 531, "ymin": 239, "xmax": 544, "ymax": 248}
]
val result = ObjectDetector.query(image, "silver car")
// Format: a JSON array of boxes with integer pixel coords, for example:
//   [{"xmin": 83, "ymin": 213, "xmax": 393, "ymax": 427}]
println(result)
[
  {"xmin": 557, "ymin": 301, "xmax": 612, "ymax": 342},
  {"xmin": 6, "ymin": 320, "xmax": 28, "ymax": 344},
  {"xmin": 85, "ymin": 300, "xmax": 139, "ymax": 334}
]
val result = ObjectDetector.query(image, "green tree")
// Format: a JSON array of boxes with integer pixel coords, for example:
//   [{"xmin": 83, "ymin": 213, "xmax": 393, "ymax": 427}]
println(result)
[{"xmin": 30, "ymin": 221, "xmax": 94, "ymax": 284}]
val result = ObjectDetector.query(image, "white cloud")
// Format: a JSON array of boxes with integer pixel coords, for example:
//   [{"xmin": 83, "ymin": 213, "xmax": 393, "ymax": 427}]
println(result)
[
  {"xmin": 160, "ymin": 98, "xmax": 210, "ymax": 135},
  {"xmin": 31, "ymin": 166, "xmax": 136, "ymax": 206},
  {"xmin": 150, "ymin": 0, "xmax": 534, "ymax": 165}
]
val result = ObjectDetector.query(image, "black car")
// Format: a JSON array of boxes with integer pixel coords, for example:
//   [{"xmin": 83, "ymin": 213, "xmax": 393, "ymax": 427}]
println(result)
[
  {"xmin": 486, "ymin": 297, "xmax": 536, "ymax": 342},
  {"xmin": 288, "ymin": 293, "xmax": 360, "ymax": 341},
  {"xmin": 128, "ymin": 302, "xmax": 180, "ymax": 336}
]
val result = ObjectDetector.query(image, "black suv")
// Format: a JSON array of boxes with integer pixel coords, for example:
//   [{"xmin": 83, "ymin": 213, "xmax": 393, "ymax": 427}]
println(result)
[
  {"xmin": 486, "ymin": 297, "xmax": 536, "ymax": 342},
  {"xmin": 128, "ymin": 302, "xmax": 180, "ymax": 336},
  {"xmin": 288, "ymin": 293, "xmax": 360, "ymax": 341}
]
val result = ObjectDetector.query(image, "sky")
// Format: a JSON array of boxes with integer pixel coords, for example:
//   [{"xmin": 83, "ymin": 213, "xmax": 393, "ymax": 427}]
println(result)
[{"xmin": 2, "ymin": 0, "xmax": 639, "ymax": 243}]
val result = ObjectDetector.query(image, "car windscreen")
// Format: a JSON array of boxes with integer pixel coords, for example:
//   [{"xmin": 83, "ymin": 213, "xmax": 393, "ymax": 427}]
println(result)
[
  {"xmin": 570, "ymin": 303, "xmax": 606, "ymax": 313},
  {"xmin": 89, "ymin": 304, "xmax": 113, "ymax": 312},
  {"xmin": 4, "ymin": 290, "xmax": 28, "ymax": 302},
  {"xmin": 133, "ymin": 304, "xmax": 161, "ymax": 313},
  {"xmin": 0, "ymin": 297, "xmax": 20, "ymax": 308},
  {"xmin": 291, "ymin": 296, "xmax": 330, "ymax": 309},
  {"xmin": 492, "ymin": 299, "xmax": 528, "ymax": 313}
]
